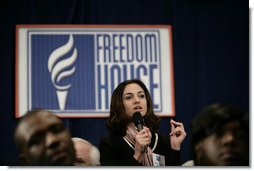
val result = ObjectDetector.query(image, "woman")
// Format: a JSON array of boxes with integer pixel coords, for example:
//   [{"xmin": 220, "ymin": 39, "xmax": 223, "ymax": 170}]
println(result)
[{"xmin": 99, "ymin": 79, "xmax": 186, "ymax": 166}]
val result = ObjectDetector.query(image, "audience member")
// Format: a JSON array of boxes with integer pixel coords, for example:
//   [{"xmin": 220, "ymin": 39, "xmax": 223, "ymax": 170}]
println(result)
[
  {"xmin": 191, "ymin": 103, "xmax": 249, "ymax": 166},
  {"xmin": 99, "ymin": 79, "xmax": 186, "ymax": 166},
  {"xmin": 14, "ymin": 109, "xmax": 75, "ymax": 166},
  {"xmin": 72, "ymin": 137, "xmax": 100, "ymax": 166}
]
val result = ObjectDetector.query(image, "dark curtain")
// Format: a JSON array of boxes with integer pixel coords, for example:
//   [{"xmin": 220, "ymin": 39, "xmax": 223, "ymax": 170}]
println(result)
[{"xmin": 0, "ymin": 0, "xmax": 248, "ymax": 165}]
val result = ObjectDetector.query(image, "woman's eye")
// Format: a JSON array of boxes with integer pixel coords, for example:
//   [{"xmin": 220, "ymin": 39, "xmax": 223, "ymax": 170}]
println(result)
[
  {"xmin": 140, "ymin": 94, "xmax": 145, "ymax": 98},
  {"xmin": 125, "ymin": 96, "xmax": 132, "ymax": 100}
]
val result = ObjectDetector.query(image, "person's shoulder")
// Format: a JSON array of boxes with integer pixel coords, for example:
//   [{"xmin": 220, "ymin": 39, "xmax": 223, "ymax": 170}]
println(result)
[
  {"xmin": 99, "ymin": 133, "xmax": 125, "ymax": 153},
  {"xmin": 100, "ymin": 133, "xmax": 123, "ymax": 144}
]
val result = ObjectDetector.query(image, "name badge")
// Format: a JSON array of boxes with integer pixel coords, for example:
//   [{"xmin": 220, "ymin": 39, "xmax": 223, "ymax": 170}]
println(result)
[{"xmin": 152, "ymin": 153, "xmax": 165, "ymax": 166}]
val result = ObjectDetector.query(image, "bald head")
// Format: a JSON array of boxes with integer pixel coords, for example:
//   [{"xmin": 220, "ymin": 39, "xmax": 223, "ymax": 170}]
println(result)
[
  {"xmin": 15, "ymin": 110, "xmax": 60, "ymax": 149},
  {"xmin": 72, "ymin": 137, "xmax": 100, "ymax": 166},
  {"xmin": 14, "ymin": 110, "xmax": 75, "ymax": 166}
]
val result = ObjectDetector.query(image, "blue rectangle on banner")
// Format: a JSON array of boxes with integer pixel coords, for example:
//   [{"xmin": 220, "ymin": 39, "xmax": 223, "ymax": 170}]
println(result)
[{"xmin": 31, "ymin": 34, "xmax": 96, "ymax": 111}]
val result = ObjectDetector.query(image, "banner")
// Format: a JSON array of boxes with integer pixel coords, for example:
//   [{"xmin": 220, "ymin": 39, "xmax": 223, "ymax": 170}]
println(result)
[{"xmin": 16, "ymin": 25, "xmax": 174, "ymax": 118}]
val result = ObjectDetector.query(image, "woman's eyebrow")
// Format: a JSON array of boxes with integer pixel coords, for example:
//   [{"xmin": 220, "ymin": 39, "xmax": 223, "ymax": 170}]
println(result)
[
  {"xmin": 123, "ymin": 92, "xmax": 133, "ymax": 97},
  {"xmin": 123, "ymin": 91, "xmax": 144, "ymax": 96}
]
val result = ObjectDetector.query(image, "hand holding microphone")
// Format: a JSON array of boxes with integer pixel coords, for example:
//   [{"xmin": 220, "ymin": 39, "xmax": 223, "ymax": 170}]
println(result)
[{"xmin": 132, "ymin": 112, "xmax": 151, "ymax": 153}]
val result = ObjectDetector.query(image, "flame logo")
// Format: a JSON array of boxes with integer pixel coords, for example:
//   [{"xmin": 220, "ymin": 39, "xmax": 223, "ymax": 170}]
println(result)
[{"xmin": 48, "ymin": 35, "xmax": 77, "ymax": 110}]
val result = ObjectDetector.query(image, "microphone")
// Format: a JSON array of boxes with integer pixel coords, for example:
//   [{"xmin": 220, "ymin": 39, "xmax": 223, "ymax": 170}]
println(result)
[
  {"xmin": 132, "ymin": 112, "xmax": 144, "ymax": 131},
  {"xmin": 132, "ymin": 112, "xmax": 148, "ymax": 153}
]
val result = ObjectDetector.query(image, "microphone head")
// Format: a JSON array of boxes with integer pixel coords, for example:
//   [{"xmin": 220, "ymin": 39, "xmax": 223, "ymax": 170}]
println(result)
[{"xmin": 132, "ymin": 112, "xmax": 143, "ymax": 127}]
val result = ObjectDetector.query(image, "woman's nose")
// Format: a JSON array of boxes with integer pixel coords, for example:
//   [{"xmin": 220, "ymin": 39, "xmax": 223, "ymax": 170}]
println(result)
[{"xmin": 133, "ymin": 95, "xmax": 140, "ymax": 103}]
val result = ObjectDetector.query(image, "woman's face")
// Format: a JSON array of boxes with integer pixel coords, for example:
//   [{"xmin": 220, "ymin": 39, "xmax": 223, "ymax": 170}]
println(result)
[{"xmin": 122, "ymin": 83, "xmax": 147, "ymax": 117}]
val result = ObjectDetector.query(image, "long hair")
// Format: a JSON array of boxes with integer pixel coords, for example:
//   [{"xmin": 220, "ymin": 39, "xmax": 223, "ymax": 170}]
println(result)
[{"xmin": 106, "ymin": 79, "xmax": 160, "ymax": 136}]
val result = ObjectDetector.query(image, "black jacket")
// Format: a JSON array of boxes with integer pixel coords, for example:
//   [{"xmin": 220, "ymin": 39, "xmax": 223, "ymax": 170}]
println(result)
[{"xmin": 99, "ymin": 131, "xmax": 181, "ymax": 166}]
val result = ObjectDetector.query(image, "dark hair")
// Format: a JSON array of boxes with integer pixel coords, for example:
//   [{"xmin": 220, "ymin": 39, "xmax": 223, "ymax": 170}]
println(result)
[
  {"xmin": 106, "ymin": 79, "xmax": 160, "ymax": 136},
  {"xmin": 190, "ymin": 103, "xmax": 249, "ymax": 162}
]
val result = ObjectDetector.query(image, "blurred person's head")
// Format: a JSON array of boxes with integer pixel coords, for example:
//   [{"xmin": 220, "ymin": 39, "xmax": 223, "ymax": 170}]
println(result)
[
  {"xmin": 72, "ymin": 137, "xmax": 100, "ymax": 166},
  {"xmin": 14, "ymin": 109, "xmax": 75, "ymax": 166},
  {"xmin": 191, "ymin": 103, "xmax": 249, "ymax": 166}
]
